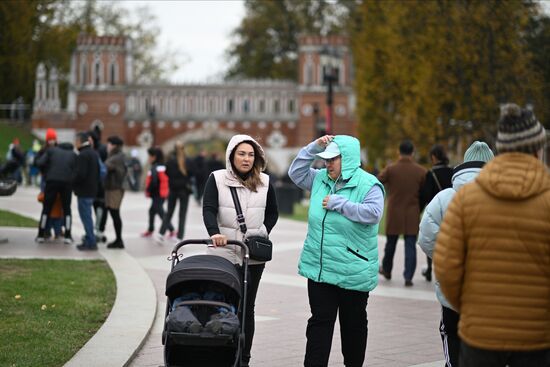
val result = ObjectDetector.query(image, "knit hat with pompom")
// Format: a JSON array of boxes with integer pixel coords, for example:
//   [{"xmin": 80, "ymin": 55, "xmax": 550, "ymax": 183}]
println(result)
[{"xmin": 496, "ymin": 103, "xmax": 546, "ymax": 154}]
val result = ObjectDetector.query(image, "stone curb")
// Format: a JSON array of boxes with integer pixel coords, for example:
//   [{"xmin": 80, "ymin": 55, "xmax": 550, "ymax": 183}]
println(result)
[{"xmin": 63, "ymin": 248, "xmax": 157, "ymax": 367}]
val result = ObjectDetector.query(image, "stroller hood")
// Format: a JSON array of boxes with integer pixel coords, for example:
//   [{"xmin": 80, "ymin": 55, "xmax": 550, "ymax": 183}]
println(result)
[{"xmin": 166, "ymin": 255, "xmax": 241, "ymax": 299}]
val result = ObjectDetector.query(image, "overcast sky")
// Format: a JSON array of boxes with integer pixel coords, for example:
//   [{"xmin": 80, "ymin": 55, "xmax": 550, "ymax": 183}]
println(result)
[
  {"xmin": 120, "ymin": 0, "xmax": 550, "ymax": 84},
  {"xmin": 121, "ymin": 0, "xmax": 245, "ymax": 83}
]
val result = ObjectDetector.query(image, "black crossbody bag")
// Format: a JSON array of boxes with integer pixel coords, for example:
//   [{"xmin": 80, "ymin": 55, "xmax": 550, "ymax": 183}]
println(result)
[{"xmin": 229, "ymin": 186, "xmax": 273, "ymax": 262}]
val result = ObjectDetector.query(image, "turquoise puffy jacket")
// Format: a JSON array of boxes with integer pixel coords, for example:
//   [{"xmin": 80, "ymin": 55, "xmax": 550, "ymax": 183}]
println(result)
[{"xmin": 298, "ymin": 135, "xmax": 383, "ymax": 292}]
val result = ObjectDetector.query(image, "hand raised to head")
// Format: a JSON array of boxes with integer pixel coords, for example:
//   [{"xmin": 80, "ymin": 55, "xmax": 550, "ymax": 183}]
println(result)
[{"xmin": 316, "ymin": 135, "xmax": 335, "ymax": 148}]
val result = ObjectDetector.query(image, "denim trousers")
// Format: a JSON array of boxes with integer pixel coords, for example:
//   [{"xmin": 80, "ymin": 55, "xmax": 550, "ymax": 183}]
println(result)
[
  {"xmin": 77, "ymin": 197, "xmax": 95, "ymax": 246},
  {"xmin": 382, "ymin": 234, "xmax": 417, "ymax": 281}
]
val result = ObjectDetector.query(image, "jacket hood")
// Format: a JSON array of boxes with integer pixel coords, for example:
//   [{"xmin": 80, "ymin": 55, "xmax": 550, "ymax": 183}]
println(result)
[
  {"xmin": 331, "ymin": 135, "xmax": 361, "ymax": 181},
  {"xmin": 451, "ymin": 161, "xmax": 485, "ymax": 191},
  {"xmin": 58, "ymin": 142, "xmax": 74, "ymax": 151},
  {"xmin": 225, "ymin": 134, "xmax": 266, "ymax": 176},
  {"xmin": 476, "ymin": 153, "xmax": 550, "ymax": 200}
]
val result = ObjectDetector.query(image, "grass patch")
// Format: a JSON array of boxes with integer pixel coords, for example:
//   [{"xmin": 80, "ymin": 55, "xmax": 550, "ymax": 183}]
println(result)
[
  {"xmin": 281, "ymin": 202, "xmax": 387, "ymax": 235},
  {"xmin": 0, "ymin": 259, "xmax": 116, "ymax": 367},
  {"xmin": 0, "ymin": 121, "xmax": 38, "ymax": 160},
  {"xmin": 0, "ymin": 209, "xmax": 38, "ymax": 228}
]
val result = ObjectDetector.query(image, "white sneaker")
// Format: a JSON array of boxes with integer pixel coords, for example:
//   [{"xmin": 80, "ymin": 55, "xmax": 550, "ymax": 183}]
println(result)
[
  {"xmin": 35, "ymin": 237, "xmax": 45, "ymax": 244},
  {"xmin": 154, "ymin": 233, "xmax": 165, "ymax": 244},
  {"xmin": 63, "ymin": 237, "xmax": 74, "ymax": 245}
]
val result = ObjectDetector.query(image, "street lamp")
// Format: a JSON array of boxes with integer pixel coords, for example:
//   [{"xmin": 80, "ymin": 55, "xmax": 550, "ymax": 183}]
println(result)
[
  {"xmin": 146, "ymin": 99, "xmax": 156, "ymax": 147},
  {"xmin": 320, "ymin": 46, "xmax": 340, "ymax": 135}
]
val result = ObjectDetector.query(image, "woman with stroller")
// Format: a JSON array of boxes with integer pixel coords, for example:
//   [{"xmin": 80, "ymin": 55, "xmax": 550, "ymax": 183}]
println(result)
[
  {"xmin": 288, "ymin": 134, "xmax": 385, "ymax": 367},
  {"xmin": 202, "ymin": 134, "xmax": 279, "ymax": 367},
  {"xmin": 157, "ymin": 141, "xmax": 194, "ymax": 242}
]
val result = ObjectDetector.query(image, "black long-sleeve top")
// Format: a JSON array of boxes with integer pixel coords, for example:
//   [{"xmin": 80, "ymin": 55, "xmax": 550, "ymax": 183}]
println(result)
[{"xmin": 202, "ymin": 173, "xmax": 279, "ymax": 236}]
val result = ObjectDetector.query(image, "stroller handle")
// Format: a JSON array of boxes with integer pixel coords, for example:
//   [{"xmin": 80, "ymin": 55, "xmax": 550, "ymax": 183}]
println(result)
[{"xmin": 170, "ymin": 238, "xmax": 249, "ymax": 258}]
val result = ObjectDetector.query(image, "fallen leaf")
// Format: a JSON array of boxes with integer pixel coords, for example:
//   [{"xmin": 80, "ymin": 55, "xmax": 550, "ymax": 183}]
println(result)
[
  {"xmin": 14, "ymin": 294, "xmax": 21, "ymax": 300},
  {"xmin": 41, "ymin": 304, "xmax": 47, "ymax": 310}
]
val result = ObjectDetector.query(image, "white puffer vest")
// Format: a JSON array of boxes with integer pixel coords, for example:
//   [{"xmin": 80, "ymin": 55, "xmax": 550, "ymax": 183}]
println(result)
[{"xmin": 208, "ymin": 169, "xmax": 270, "ymax": 264}]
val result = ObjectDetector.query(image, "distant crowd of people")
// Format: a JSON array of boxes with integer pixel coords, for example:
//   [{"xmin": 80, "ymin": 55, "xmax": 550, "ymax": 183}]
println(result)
[{"xmin": 19, "ymin": 125, "xmax": 226, "ymax": 251}]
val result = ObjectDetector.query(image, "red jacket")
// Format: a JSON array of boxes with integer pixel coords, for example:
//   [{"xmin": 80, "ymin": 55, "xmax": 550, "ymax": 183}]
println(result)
[{"xmin": 145, "ymin": 164, "xmax": 169, "ymax": 198}]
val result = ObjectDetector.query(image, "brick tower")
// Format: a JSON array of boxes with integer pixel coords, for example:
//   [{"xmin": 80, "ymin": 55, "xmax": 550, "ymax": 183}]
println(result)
[{"xmin": 68, "ymin": 34, "xmax": 132, "ymax": 140}]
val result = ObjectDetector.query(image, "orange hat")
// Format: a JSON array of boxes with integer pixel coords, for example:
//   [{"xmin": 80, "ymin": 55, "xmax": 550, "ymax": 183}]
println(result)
[{"xmin": 45, "ymin": 128, "xmax": 57, "ymax": 142}]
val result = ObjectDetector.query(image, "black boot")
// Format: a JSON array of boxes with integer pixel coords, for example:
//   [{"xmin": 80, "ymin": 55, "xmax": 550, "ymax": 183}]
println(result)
[{"xmin": 107, "ymin": 239, "xmax": 124, "ymax": 249}]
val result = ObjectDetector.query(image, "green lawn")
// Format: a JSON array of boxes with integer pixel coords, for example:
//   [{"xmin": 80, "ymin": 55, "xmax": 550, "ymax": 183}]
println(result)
[
  {"xmin": 282, "ymin": 202, "xmax": 387, "ymax": 235},
  {"xmin": 0, "ymin": 259, "xmax": 116, "ymax": 367},
  {"xmin": 0, "ymin": 121, "xmax": 39, "ymax": 159},
  {"xmin": 0, "ymin": 209, "xmax": 38, "ymax": 228}
]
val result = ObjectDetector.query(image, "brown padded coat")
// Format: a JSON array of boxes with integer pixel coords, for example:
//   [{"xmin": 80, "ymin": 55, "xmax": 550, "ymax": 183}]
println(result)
[
  {"xmin": 378, "ymin": 156, "xmax": 426, "ymax": 235},
  {"xmin": 434, "ymin": 153, "xmax": 550, "ymax": 351}
]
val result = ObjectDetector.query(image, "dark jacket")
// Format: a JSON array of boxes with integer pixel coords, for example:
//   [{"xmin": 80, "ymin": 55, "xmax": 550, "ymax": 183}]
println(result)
[
  {"xmin": 420, "ymin": 163, "xmax": 453, "ymax": 210},
  {"xmin": 104, "ymin": 147, "xmax": 127, "ymax": 190},
  {"xmin": 73, "ymin": 145, "xmax": 99, "ymax": 197},
  {"xmin": 36, "ymin": 143, "xmax": 77, "ymax": 183},
  {"xmin": 165, "ymin": 156, "xmax": 193, "ymax": 193}
]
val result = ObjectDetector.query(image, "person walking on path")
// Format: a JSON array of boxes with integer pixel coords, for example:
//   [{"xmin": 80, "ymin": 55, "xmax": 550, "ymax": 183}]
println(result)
[
  {"xmin": 378, "ymin": 139, "xmax": 426, "ymax": 286},
  {"xmin": 158, "ymin": 141, "xmax": 194, "ymax": 242},
  {"xmin": 104, "ymin": 136, "xmax": 127, "ymax": 249},
  {"xmin": 419, "ymin": 144, "xmax": 453, "ymax": 282},
  {"xmin": 35, "ymin": 128, "xmax": 76, "ymax": 244},
  {"xmin": 73, "ymin": 132, "xmax": 100, "ymax": 251},
  {"xmin": 288, "ymin": 134, "xmax": 384, "ymax": 367},
  {"xmin": 202, "ymin": 134, "xmax": 279, "ymax": 367},
  {"xmin": 418, "ymin": 141, "xmax": 494, "ymax": 367},
  {"xmin": 434, "ymin": 104, "xmax": 550, "ymax": 367},
  {"xmin": 142, "ymin": 147, "xmax": 170, "ymax": 237},
  {"xmin": 90, "ymin": 128, "xmax": 109, "ymax": 244}
]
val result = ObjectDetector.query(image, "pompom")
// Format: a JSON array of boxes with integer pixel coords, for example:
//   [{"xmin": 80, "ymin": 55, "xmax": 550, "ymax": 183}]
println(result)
[{"xmin": 499, "ymin": 103, "xmax": 522, "ymax": 118}]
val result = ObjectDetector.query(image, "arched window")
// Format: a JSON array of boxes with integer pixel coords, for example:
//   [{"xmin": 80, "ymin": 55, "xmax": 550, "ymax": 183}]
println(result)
[
  {"xmin": 273, "ymin": 100, "xmax": 280, "ymax": 114},
  {"xmin": 288, "ymin": 100, "xmax": 295, "ymax": 113},
  {"xmin": 243, "ymin": 100, "xmax": 249, "ymax": 114},
  {"xmin": 259, "ymin": 100, "xmax": 265, "ymax": 113},
  {"xmin": 80, "ymin": 59, "xmax": 88, "ymax": 86},
  {"xmin": 228, "ymin": 99, "xmax": 234, "ymax": 113},
  {"xmin": 94, "ymin": 61, "xmax": 101, "ymax": 86},
  {"xmin": 109, "ymin": 62, "xmax": 117, "ymax": 85}
]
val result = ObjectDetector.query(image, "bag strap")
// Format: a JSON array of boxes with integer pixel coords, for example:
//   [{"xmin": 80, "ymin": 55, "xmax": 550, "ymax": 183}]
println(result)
[
  {"xmin": 229, "ymin": 186, "xmax": 247, "ymax": 235},
  {"xmin": 430, "ymin": 169, "xmax": 443, "ymax": 192}
]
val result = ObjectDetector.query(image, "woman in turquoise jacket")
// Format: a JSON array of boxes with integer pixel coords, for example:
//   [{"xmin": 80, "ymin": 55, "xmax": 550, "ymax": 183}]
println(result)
[{"xmin": 288, "ymin": 134, "xmax": 384, "ymax": 367}]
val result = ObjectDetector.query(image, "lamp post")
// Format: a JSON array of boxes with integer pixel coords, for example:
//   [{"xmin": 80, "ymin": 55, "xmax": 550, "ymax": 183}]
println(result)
[
  {"xmin": 146, "ymin": 99, "xmax": 156, "ymax": 147},
  {"xmin": 320, "ymin": 46, "xmax": 340, "ymax": 135}
]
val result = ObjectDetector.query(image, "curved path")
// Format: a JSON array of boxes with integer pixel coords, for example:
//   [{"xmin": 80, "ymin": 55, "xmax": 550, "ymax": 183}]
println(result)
[{"xmin": 1, "ymin": 187, "xmax": 444, "ymax": 367}]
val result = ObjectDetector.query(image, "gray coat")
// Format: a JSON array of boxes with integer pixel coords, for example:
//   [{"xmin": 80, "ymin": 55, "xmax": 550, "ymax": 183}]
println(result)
[{"xmin": 104, "ymin": 148, "xmax": 127, "ymax": 191}]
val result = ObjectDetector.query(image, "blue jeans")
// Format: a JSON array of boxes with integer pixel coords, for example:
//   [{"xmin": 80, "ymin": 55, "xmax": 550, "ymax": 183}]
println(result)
[
  {"xmin": 382, "ymin": 234, "xmax": 417, "ymax": 281},
  {"xmin": 78, "ymin": 197, "xmax": 96, "ymax": 246}
]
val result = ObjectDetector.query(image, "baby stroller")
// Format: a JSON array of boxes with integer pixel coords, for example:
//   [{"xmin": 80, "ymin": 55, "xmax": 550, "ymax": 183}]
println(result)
[{"xmin": 162, "ymin": 239, "xmax": 249, "ymax": 367}]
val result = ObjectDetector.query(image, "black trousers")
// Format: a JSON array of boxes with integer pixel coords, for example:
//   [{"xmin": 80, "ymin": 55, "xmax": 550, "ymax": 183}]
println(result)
[
  {"xmin": 38, "ymin": 181, "xmax": 72, "ymax": 239},
  {"xmin": 304, "ymin": 279, "xmax": 369, "ymax": 367},
  {"xmin": 460, "ymin": 341, "xmax": 550, "ymax": 367},
  {"xmin": 147, "ymin": 197, "xmax": 169, "ymax": 232},
  {"xmin": 242, "ymin": 263, "xmax": 265, "ymax": 365},
  {"xmin": 160, "ymin": 189, "xmax": 190, "ymax": 239},
  {"xmin": 440, "ymin": 306, "xmax": 460, "ymax": 367},
  {"xmin": 108, "ymin": 208, "xmax": 122, "ymax": 242}
]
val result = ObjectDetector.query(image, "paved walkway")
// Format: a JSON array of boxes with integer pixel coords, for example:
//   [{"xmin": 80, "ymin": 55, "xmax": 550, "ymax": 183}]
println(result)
[{"xmin": 1, "ymin": 187, "xmax": 445, "ymax": 367}]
